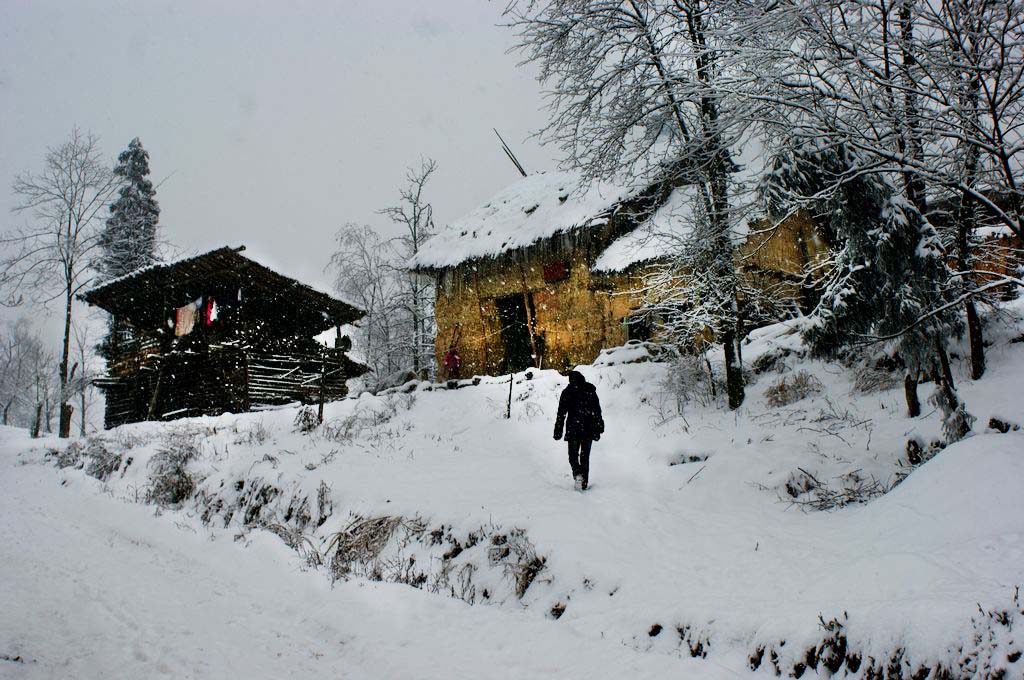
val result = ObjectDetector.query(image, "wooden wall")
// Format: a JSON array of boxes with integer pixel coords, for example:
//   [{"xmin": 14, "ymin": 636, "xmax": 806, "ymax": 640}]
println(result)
[
  {"xmin": 100, "ymin": 342, "xmax": 356, "ymax": 427},
  {"xmin": 433, "ymin": 224, "xmax": 644, "ymax": 376},
  {"xmin": 432, "ymin": 211, "xmax": 823, "ymax": 378}
]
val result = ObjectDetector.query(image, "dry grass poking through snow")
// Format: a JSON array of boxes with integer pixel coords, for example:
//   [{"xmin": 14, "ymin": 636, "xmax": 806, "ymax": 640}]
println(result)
[
  {"xmin": 764, "ymin": 370, "xmax": 824, "ymax": 407},
  {"xmin": 146, "ymin": 432, "xmax": 201, "ymax": 505}
]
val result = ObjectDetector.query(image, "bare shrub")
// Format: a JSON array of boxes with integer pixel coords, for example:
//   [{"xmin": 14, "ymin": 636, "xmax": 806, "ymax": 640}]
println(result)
[
  {"xmin": 660, "ymin": 353, "xmax": 726, "ymax": 411},
  {"xmin": 322, "ymin": 398, "xmax": 400, "ymax": 443},
  {"xmin": 797, "ymin": 397, "xmax": 872, "ymax": 445},
  {"xmin": 83, "ymin": 441, "xmax": 122, "ymax": 481},
  {"xmin": 264, "ymin": 522, "xmax": 323, "ymax": 568},
  {"xmin": 146, "ymin": 434, "xmax": 200, "ymax": 505},
  {"xmin": 325, "ymin": 514, "xmax": 408, "ymax": 581},
  {"xmin": 110, "ymin": 429, "xmax": 148, "ymax": 450},
  {"xmin": 851, "ymin": 364, "xmax": 901, "ymax": 394},
  {"xmin": 315, "ymin": 480, "xmax": 332, "ymax": 527},
  {"xmin": 234, "ymin": 420, "xmax": 269, "ymax": 446},
  {"xmin": 322, "ymin": 413, "xmax": 360, "ymax": 442},
  {"xmin": 516, "ymin": 401, "xmax": 545, "ymax": 423},
  {"xmin": 293, "ymin": 407, "xmax": 319, "ymax": 434},
  {"xmin": 53, "ymin": 441, "xmax": 84, "ymax": 469},
  {"xmin": 764, "ymin": 370, "xmax": 823, "ymax": 407},
  {"xmin": 751, "ymin": 347, "xmax": 796, "ymax": 375},
  {"xmin": 784, "ymin": 468, "xmax": 887, "ymax": 511},
  {"xmin": 503, "ymin": 529, "xmax": 546, "ymax": 597},
  {"xmin": 398, "ymin": 392, "xmax": 417, "ymax": 412}
]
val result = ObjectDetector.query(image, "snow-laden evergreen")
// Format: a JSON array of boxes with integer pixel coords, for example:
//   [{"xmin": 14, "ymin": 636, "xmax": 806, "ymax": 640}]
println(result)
[
  {"xmin": 98, "ymin": 138, "xmax": 160, "ymax": 282},
  {"xmin": 761, "ymin": 141, "xmax": 975, "ymax": 441}
]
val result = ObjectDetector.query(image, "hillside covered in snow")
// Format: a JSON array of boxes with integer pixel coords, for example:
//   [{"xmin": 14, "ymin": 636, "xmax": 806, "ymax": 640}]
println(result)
[{"xmin": 3, "ymin": 302, "xmax": 1024, "ymax": 679}]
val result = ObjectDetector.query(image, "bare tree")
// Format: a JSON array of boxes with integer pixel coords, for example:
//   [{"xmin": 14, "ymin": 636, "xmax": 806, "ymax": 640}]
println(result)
[
  {"xmin": 378, "ymin": 157, "xmax": 438, "ymax": 379},
  {"xmin": 30, "ymin": 340, "xmax": 58, "ymax": 437},
  {"xmin": 71, "ymin": 320, "xmax": 100, "ymax": 436},
  {"xmin": 328, "ymin": 223, "xmax": 407, "ymax": 383},
  {"xmin": 506, "ymin": 0, "xmax": 777, "ymax": 408},
  {"xmin": 0, "ymin": 319, "xmax": 34, "ymax": 426},
  {"xmin": 328, "ymin": 160, "xmax": 439, "ymax": 389},
  {"xmin": 0, "ymin": 320, "xmax": 58, "ymax": 435},
  {"xmin": 1, "ymin": 129, "xmax": 116, "ymax": 437}
]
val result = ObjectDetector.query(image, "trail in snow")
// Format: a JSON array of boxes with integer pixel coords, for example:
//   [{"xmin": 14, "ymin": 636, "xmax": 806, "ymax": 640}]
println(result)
[{"xmin": 0, "ymin": 455, "xmax": 750, "ymax": 679}]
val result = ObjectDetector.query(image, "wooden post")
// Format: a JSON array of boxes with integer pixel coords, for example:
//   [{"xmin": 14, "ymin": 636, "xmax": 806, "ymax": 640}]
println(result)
[
  {"xmin": 506, "ymin": 373, "xmax": 513, "ymax": 419},
  {"xmin": 146, "ymin": 366, "xmax": 164, "ymax": 421},
  {"xmin": 317, "ymin": 356, "xmax": 326, "ymax": 423}
]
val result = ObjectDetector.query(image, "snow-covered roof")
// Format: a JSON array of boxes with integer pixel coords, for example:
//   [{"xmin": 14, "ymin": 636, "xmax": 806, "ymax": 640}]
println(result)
[
  {"xmin": 80, "ymin": 246, "xmax": 364, "ymax": 334},
  {"xmin": 592, "ymin": 183, "xmax": 762, "ymax": 273},
  {"xmin": 411, "ymin": 171, "xmax": 642, "ymax": 270},
  {"xmin": 592, "ymin": 187, "xmax": 695, "ymax": 273}
]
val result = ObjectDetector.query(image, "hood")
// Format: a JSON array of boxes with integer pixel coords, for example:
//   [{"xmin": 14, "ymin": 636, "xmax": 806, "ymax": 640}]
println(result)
[{"xmin": 567, "ymin": 370, "xmax": 586, "ymax": 386}]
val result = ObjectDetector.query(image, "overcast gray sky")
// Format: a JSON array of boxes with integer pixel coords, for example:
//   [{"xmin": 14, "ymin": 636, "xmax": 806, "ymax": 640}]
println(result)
[{"xmin": 0, "ymin": 0, "xmax": 555, "ymax": 342}]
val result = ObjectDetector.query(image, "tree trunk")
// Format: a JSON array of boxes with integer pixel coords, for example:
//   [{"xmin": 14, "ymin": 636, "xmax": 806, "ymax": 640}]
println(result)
[
  {"xmin": 80, "ymin": 388, "xmax": 87, "ymax": 436},
  {"xmin": 61, "ymin": 403, "xmax": 74, "ymax": 437},
  {"xmin": 58, "ymin": 287, "xmax": 73, "ymax": 438},
  {"xmin": 904, "ymin": 372, "xmax": 920, "ymax": 417},
  {"xmin": 31, "ymin": 403, "xmax": 42, "ymax": 438},
  {"xmin": 723, "ymin": 328, "xmax": 744, "ymax": 410},
  {"xmin": 933, "ymin": 338, "xmax": 974, "ymax": 441},
  {"xmin": 936, "ymin": 340, "xmax": 957, "ymax": 399},
  {"xmin": 965, "ymin": 298, "xmax": 985, "ymax": 380},
  {"xmin": 956, "ymin": 173, "xmax": 985, "ymax": 380}
]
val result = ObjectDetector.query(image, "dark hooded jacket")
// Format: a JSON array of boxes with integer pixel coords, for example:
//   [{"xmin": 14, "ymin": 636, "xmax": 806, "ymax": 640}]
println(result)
[{"xmin": 554, "ymin": 371, "xmax": 605, "ymax": 442}]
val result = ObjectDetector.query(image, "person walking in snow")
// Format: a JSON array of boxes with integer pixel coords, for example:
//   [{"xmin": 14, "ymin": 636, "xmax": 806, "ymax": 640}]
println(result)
[{"xmin": 553, "ymin": 370, "xmax": 604, "ymax": 491}]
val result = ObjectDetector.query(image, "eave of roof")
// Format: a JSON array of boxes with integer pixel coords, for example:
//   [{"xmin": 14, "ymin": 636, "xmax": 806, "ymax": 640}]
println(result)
[{"xmin": 80, "ymin": 246, "xmax": 364, "ymax": 334}]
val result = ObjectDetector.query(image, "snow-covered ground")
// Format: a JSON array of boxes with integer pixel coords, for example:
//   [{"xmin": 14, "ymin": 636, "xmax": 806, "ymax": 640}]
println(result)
[
  {"xmin": 0, "ymin": 450, "xmax": 741, "ymax": 679},
  {"xmin": 3, "ymin": 301, "xmax": 1023, "ymax": 679}
]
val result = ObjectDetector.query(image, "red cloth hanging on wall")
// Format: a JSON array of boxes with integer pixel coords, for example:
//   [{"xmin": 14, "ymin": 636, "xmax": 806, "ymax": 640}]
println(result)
[{"xmin": 205, "ymin": 297, "xmax": 217, "ymax": 326}]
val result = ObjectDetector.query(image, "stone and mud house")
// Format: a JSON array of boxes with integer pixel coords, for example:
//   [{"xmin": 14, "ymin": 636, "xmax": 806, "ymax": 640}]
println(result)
[
  {"xmin": 81, "ymin": 246, "xmax": 368, "ymax": 429},
  {"xmin": 411, "ymin": 171, "xmax": 829, "ymax": 378}
]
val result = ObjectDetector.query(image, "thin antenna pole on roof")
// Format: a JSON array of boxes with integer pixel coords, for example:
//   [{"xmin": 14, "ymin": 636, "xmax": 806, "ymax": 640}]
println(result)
[{"xmin": 494, "ymin": 128, "xmax": 528, "ymax": 178}]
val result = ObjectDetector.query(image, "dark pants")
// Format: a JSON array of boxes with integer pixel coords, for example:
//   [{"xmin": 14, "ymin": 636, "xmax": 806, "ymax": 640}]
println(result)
[{"xmin": 567, "ymin": 439, "xmax": 592, "ymax": 485}]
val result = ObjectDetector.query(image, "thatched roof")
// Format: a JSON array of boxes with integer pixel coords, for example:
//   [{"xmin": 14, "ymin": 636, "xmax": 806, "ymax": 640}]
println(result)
[
  {"xmin": 410, "ymin": 171, "xmax": 644, "ymax": 271},
  {"xmin": 81, "ymin": 246, "xmax": 363, "ymax": 335}
]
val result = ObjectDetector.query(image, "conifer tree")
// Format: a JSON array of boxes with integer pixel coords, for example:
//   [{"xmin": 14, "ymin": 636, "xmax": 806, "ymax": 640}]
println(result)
[
  {"xmin": 99, "ymin": 138, "xmax": 160, "ymax": 280},
  {"xmin": 761, "ymin": 141, "xmax": 975, "ymax": 441}
]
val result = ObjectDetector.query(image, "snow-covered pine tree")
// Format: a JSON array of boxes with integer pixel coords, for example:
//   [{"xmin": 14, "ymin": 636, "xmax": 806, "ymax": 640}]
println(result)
[
  {"xmin": 99, "ymin": 138, "xmax": 160, "ymax": 281},
  {"xmin": 97, "ymin": 138, "xmax": 161, "ymax": 363},
  {"xmin": 761, "ymin": 141, "xmax": 975, "ymax": 441}
]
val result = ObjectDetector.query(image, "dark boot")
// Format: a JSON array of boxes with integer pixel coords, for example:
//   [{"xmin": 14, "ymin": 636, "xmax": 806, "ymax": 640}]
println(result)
[{"xmin": 579, "ymin": 440, "xmax": 592, "ymax": 490}]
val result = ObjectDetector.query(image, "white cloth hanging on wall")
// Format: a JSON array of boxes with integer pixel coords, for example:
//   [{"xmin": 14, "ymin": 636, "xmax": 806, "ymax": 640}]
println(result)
[{"xmin": 175, "ymin": 302, "xmax": 198, "ymax": 337}]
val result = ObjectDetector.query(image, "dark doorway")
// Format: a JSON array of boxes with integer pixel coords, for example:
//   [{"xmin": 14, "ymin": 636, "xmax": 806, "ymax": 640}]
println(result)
[
  {"xmin": 495, "ymin": 294, "xmax": 534, "ymax": 373},
  {"xmin": 625, "ymin": 313, "xmax": 653, "ymax": 342}
]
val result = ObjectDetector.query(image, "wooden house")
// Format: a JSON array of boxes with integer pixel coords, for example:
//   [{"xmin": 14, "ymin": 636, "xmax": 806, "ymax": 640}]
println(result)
[
  {"xmin": 81, "ymin": 246, "xmax": 367, "ymax": 429},
  {"xmin": 410, "ymin": 171, "xmax": 828, "ymax": 377}
]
